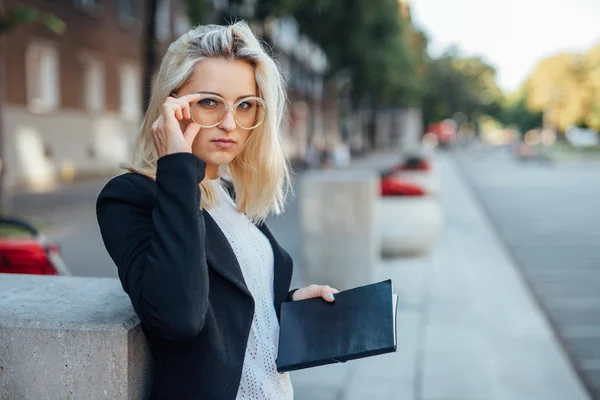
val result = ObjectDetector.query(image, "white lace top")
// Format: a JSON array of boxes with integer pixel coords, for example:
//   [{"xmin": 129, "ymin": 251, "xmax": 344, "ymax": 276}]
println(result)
[{"xmin": 206, "ymin": 178, "xmax": 294, "ymax": 400}]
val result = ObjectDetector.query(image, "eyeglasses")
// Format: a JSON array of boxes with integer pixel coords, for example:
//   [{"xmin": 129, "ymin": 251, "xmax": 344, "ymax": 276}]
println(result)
[{"xmin": 172, "ymin": 93, "xmax": 267, "ymax": 130}]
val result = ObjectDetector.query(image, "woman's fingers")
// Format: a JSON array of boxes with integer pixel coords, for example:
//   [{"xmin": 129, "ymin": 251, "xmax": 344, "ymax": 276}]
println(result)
[
  {"xmin": 150, "ymin": 116, "xmax": 165, "ymax": 155},
  {"xmin": 154, "ymin": 103, "xmax": 190, "ymax": 156},
  {"xmin": 175, "ymin": 93, "xmax": 202, "ymax": 103},
  {"xmin": 165, "ymin": 97, "xmax": 190, "ymax": 120},
  {"xmin": 162, "ymin": 102, "xmax": 183, "ymax": 124},
  {"xmin": 163, "ymin": 101, "xmax": 183, "ymax": 121},
  {"xmin": 167, "ymin": 93, "xmax": 201, "ymax": 120},
  {"xmin": 183, "ymin": 121, "xmax": 202, "ymax": 143},
  {"xmin": 320, "ymin": 285, "xmax": 339, "ymax": 302},
  {"xmin": 151, "ymin": 93, "xmax": 203, "ymax": 157},
  {"xmin": 293, "ymin": 284, "xmax": 339, "ymax": 302}
]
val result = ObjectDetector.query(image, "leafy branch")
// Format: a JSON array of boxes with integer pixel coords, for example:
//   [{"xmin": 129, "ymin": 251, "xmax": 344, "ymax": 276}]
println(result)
[{"xmin": 0, "ymin": 6, "xmax": 66, "ymax": 35}]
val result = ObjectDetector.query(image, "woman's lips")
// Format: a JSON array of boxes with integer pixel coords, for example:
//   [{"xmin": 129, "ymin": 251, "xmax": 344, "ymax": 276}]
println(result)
[{"xmin": 212, "ymin": 139, "xmax": 235, "ymax": 149}]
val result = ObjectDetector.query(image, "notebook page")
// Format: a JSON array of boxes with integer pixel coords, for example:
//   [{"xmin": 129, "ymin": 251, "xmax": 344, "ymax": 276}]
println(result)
[{"xmin": 393, "ymin": 293, "xmax": 398, "ymax": 346}]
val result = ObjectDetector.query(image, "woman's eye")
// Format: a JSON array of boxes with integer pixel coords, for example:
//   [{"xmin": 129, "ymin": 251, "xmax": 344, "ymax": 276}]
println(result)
[
  {"xmin": 199, "ymin": 99, "xmax": 217, "ymax": 107},
  {"xmin": 239, "ymin": 101, "xmax": 254, "ymax": 110}
]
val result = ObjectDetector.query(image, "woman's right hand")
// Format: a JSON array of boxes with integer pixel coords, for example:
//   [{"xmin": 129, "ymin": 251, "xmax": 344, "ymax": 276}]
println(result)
[{"xmin": 151, "ymin": 93, "xmax": 203, "ymax": 157}]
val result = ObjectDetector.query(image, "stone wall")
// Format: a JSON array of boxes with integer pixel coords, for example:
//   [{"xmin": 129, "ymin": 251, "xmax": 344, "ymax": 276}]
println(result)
[{"xmin": 0, "ymin": 274, "xmax": 153, "ymax": 400}]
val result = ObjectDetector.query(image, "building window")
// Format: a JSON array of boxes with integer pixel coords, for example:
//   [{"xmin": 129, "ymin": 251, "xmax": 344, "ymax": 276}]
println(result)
[
  {"xmin": 26, "ymin": 42, "xmax": 60, "ymax": 113},
  {"xmin": 80, "ymin": 55, "xmax": 105, "ymax": 113},
  {"xmin": 74, "ymin": 0, "xmax": 101, "ymax": 11},
  {"xmin": 119, "ymin": 63, "xmax": 141, "ymax": 122},
  {"xmin": 119, "ymin": 0, "xmax": 139, "ymax": 23}
]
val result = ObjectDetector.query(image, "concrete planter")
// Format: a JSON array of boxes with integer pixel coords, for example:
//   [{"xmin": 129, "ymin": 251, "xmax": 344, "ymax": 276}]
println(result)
[
  {"xmin": 391, "ymin": 155, "xmax": 441, "ymax": 196},
  {"xmin": 392, "ymin": 168, "xmax": 441, "ymax": 196},
  {"xmin": 300, "ymin": 170, "xmax": 379, "ymax": 291},
  {"xmin": 379, "ymin": 196, "xmax": 443, "ymax": 256}
]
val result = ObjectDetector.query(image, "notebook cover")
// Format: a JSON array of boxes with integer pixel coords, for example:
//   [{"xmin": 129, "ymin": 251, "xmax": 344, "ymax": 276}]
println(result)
[{"xmin": 276, "ymin": 279, "xmax": 398, "ymax": 373}]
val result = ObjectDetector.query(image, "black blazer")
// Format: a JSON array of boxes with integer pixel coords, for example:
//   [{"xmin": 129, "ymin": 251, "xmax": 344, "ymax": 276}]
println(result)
[{"xmin": 96, "ymin": 152, "xmax": 294, "ymax": 400}]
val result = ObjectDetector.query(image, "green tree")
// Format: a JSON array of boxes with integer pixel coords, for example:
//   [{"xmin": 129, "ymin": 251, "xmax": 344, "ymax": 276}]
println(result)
[
  {"xmin": 289, "ymin": 0, "xmax": 418, "ymax": 106},
  {"xmin": 0, "ymin": 6, "xmax": 65, "ymax": 34},
  {"xmin": 285, "ymin": 0, "xmax": 426, "ymax": 150},
  {"xmin": 185, "ymin": 0, "xmax": 212, "ymax": 25},
  {"xmin": 524, "ymin": 44, "xmax": 600, "ymax": 132},
  {"xmin": 253, "ymin": 0, "xmax": 295, "ymax": 25},
  {"xmin": 421, "ymin": 49, "xmax": 502, "ymax": 126},
  {"xmin": 498, "ymin": 89, "xmax": 543, "ymax": 134}
]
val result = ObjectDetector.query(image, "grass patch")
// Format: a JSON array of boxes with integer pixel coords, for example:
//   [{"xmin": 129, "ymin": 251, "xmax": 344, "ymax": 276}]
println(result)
[
  {"xmin": 0, "ymin": 218, "xmax": 48, "ymax": 238},
  {"xmin": 0, "ymin": 227, "xmax": 30, "ymax": 238}
]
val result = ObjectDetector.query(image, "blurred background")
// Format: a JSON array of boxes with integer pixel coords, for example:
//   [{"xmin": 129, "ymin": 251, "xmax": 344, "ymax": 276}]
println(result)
[{"xmin": 0, "ymin": 0, "xmax": 599, "ymax": 399}]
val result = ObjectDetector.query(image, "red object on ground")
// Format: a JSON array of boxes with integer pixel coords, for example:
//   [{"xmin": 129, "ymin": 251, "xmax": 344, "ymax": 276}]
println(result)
[
  {"xmin": 381, "ymin": 176, "xmax": 425, "ymax": 196},
  {"xmin": 0, "ymin": 237, "xmax": 60, "ymax": 275}
]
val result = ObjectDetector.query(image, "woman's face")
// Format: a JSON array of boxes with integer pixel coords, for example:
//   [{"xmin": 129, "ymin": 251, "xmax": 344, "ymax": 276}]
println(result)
[{"xmin": 176, "ymin": 58, "xmax": 258, "ymax": 178}]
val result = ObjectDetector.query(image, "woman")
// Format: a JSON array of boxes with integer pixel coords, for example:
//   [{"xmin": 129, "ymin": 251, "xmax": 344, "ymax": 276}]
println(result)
[{"xmin": 96, "ymin": 21, "xmax": 338, "ymax": 399}]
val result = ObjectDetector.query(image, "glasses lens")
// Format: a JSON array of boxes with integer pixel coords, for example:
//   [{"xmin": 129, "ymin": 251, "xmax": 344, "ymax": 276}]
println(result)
[
  {"xmin": 235, "ymin": 98, "xmax": 266, "ymax": 129},
  {"xmin": 192, "ymin": 96, "xmax": 226, "ymax": 127},
  {"xmin": 191, "ymin": 95, "xmax": 267, "ymax": 129}
]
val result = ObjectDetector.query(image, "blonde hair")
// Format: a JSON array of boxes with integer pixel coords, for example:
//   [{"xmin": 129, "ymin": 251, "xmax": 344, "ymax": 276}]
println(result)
[{"xmin": 126, "ymin": 21, "xmax": 291, "ymax": 224}]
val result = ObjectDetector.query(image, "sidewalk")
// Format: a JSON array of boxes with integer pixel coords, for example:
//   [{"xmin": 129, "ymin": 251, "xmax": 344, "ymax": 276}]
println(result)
[{"xmin": 290, "ymin": 151, "xmax": 590, "ymax": 400}]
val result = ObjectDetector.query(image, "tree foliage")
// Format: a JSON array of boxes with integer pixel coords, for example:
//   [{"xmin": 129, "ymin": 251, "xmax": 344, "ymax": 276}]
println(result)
[
  {"xmin": 178, "ymin": 0, "xmax": 427, "ymax": 108},
  {"xmin": 184, "ymin": 0, "xmax": 213, "ymax": 25},
  {"xmin": 0, "ymin": 6, "xmax": 65, "ymax": 34},
  {"xmin": 421, "ymin": 49, "xmax": 502, "ymax": 126},
  {"xmin": 498, "ymin": 89, "xmax": 543, "ymax": 133},
  {"xmin": 287, "ymin": 0, "xmax": 422, "ymax": 106},
  {"xmin": 524, "ymin": 44, "xmax": 600, "ymax": 131}
]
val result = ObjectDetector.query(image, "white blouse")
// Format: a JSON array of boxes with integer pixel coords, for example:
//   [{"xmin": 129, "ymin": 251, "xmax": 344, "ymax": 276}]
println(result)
[{"xmin": 206, "ymin": 178, "xmax": 294, "ymax": 400}]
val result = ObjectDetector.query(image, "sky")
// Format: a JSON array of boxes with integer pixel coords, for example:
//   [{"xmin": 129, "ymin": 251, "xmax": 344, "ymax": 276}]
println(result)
[{"xmin": 409, "ymin": 0, "xmax": 600, "ymax": 93}]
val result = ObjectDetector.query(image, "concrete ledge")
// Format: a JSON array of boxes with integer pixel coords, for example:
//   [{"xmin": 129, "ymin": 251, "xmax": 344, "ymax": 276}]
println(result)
[{"xmin": 0, "ymin": 274, "xmax": 152, "ymax": 400}]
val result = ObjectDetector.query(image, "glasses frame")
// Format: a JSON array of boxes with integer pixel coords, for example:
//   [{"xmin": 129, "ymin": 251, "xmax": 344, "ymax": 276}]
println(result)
[{"xmin": 171, "ymin": 92, "xmax": 268, "ymax": 130}]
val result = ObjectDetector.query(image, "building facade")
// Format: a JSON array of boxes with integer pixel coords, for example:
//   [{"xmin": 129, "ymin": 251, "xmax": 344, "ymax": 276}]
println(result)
[
  {"xmin": 2, "ymin": 0, "xmax": 191, "ymax": 190},
  {"xmin": 1, "ymin": 0, "xmax": 332, "ymax": 190}
]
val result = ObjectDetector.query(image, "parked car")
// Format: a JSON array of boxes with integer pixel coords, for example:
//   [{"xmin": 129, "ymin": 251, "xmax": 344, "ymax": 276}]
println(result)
[
  {"xmin": 0, "ymin": 217, "xmax": 70, "ymax": 275},
  {"xmin": 565, "ymin": 126, "xmax": 599, "ymax": 147}
]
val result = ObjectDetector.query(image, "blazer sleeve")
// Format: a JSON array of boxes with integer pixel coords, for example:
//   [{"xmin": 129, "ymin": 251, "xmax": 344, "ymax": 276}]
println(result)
[
  {"xmin": 96, "ymin": 153, "xmax": 209, "ymax": 341},
  {"xmin": 287, "ymin": 289, "xmax": 298, "ymax": 302}
]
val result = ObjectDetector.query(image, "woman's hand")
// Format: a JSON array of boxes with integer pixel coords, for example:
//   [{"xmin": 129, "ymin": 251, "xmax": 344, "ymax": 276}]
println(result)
[
  {"xmin": 151, "ymin": 93, "xmax": 203, "ymax": 157},
  {"xmin": 292, "ymin": 285, "xmax": 339, "ymax": 302}
]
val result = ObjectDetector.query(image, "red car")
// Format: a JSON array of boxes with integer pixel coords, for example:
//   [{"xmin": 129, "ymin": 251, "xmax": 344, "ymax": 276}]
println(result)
[{"xmin": 0, "ymin": 217, "xmax": 70, "ymax": 276}]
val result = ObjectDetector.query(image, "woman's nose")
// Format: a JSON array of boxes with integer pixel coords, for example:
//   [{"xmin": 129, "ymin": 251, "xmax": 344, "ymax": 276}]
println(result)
[{"xmin": 218, "ymin": 110, "xmax": 237, "ymax": 132}]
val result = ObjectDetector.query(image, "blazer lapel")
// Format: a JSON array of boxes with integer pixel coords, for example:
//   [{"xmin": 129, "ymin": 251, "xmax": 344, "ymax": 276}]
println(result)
[{"xmin": 203, "ymin": 210, "xmax": 252, "ymax": 298}]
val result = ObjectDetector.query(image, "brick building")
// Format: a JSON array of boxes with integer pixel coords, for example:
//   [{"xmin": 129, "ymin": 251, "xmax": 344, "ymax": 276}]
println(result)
[{"xmin": 1, "ymin": 0, "xmax": 191, "ymax": 190}]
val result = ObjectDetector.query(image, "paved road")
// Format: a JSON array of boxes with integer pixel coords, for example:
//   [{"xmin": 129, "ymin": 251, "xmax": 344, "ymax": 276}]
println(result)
[
  {"xmin": 8, "ymin": 178, "xmax": 116, "ymax": 278},
  {"xmin": 456, "ymin": 145, "xmax": 600, "ymax": 399}
]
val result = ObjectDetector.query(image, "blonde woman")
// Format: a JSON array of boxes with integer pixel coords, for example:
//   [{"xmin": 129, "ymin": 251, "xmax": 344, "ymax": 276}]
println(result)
[{"xmin": 96, "ymin": 21, "xmax": 338, "ymax": 400}]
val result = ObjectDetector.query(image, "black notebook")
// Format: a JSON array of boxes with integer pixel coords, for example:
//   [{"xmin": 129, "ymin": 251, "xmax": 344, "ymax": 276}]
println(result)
[{"xmin": 276, "ymin": 279, "xmax": 398, "ymax": 372}]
